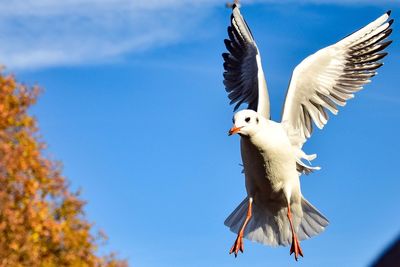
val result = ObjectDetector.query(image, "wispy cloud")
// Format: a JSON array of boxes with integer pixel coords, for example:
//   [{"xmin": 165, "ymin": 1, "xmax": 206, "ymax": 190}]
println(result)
[
  {"xmin": 0, "ymin": 0, "xmax": 395, "ymax": 70},
  {"xmin": 0, "ymin": 0, "xmax": 216, "ymax": 70}
]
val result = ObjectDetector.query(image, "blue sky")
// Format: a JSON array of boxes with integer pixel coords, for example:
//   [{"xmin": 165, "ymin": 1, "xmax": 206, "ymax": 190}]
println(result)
[{"xmin": 5, "ymin": 0, "xmax": 400, "ymax": 266}]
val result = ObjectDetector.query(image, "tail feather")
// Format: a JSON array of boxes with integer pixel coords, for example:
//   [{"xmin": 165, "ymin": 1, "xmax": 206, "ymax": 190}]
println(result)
[
  {"xmin": 298, "ymin": 198, "xmax": 329, "ymax": 241},
  {"xmin": 224, "ymin": 198, "xmax": 291, "ymax": 246},
  {"xmin": 224, "ymin": 197, "xmax": 329, "ymax": 247},
  {"xmin": 224, "ymin": 198, "xmax": 248, "ymax": 234}
]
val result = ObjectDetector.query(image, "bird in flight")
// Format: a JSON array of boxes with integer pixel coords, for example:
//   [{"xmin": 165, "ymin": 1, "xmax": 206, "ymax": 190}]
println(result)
[{"xmin": 222, "ymin": 4, "xmax": 393, "ymax": 261}]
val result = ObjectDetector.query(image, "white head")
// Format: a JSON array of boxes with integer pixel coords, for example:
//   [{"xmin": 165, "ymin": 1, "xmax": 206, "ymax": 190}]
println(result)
[{"xmin": 228, "ymin": 109, "xmax": 264, "ymax": 137}]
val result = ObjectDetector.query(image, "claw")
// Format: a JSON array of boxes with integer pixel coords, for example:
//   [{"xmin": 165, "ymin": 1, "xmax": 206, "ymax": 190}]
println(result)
[
  {"xmin": 229, "ymin": 234, "xmax": 244, "ymax": 257},
  {"xmin": 290, "ymin": 234, "xmax": 304, "ymax": 261}
]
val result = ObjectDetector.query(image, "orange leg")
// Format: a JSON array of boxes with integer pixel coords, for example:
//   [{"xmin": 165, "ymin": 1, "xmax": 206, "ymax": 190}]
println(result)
[
  {"xmin": 229, "ymin": 197, "xmax": 253, "ymax": 257},
  {"xmin": 287, "ymin": 203, "xmax": 304, "ymax": 261}
]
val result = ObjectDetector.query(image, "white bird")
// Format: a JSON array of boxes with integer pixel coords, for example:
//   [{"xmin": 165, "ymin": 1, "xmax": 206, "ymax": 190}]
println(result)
[{"xmin": 222, "ymin": 4, "xmax": 393, "ymax": 261}]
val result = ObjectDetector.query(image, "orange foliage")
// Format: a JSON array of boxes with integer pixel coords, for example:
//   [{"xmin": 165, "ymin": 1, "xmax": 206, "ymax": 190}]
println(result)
[{"xmin": 0, "ymin": 73, "xmax": 127, "ymax": 267}]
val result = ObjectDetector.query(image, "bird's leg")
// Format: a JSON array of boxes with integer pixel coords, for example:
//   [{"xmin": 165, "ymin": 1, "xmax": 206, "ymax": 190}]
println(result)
[
  {"xmin": 229, "ymin": 197, "xmax": 253, "ymax": 257},
  {"xmin": 287, "ymin": 203, "xmax": 304, "ymax": 261}
]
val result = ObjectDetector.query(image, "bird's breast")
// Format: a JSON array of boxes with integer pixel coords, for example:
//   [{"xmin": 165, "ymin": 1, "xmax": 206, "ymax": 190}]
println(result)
[{"xmin": 240, "ymin": 132, "xmax": 297, "ymax": 198}]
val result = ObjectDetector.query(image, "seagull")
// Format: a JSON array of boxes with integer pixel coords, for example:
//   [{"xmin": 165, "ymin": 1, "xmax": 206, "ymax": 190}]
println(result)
[{"xmin": 222, "ymin": 4, "xmax": 393, "ymax": 261}]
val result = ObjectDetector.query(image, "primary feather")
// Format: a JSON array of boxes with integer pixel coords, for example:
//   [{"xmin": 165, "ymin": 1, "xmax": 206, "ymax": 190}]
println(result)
[{"xmin": 222, "ymin": 4, "xmax": 270, "ymax": 119}]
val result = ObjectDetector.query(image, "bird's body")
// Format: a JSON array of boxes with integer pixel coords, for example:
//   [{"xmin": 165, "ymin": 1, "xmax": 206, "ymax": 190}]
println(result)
[
  {"xmin": 226, "ymin": 111, "xmax": 326, "ymax": 254},
  {"xmin": 222, "ymin": 3, "xmax": 393, "ymax": 261},
  {"xmin": 241, "ymin": 119, "xmax": 298, "ymax": 204}
]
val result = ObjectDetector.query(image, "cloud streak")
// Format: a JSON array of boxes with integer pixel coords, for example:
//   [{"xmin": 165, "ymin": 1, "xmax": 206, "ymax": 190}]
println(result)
[
  {"xmin": 0, "ymin": 0, "xmax": 395, "ymax": 70},
  {"xmin": 0, "ymin": 0, "xmax": 215, "ymax": 70}
]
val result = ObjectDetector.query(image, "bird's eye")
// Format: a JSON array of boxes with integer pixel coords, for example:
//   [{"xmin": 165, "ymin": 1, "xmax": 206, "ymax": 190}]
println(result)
[
  {"xmin": 245, "ymin": 117, "xmax": 251, "ymax": 123},
  {"xmin": 256, "ymin": 117, "xmax": 259, "ymax": 123}
]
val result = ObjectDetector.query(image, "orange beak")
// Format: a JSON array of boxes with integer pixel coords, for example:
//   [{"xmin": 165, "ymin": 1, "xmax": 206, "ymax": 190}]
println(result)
[{"xmin": 228, "ymin": 126, "xmax": 243, "ymax": 136}]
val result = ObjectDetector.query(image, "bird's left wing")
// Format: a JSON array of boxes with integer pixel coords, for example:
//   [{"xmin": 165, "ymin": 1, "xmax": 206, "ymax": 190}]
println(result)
[
  {"xmin": 281, "ymin": 11, "xmax": 393, "ymax": 150},
  {"xmin": 223, "ymin": 4, "xmax": 270, "ymax": 119}
]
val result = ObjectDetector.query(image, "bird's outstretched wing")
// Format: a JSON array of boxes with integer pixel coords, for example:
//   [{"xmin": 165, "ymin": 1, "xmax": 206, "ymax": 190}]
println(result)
[
  {"xmin": 281, "ymin": 11, "xmax": 393, "ymax": 150},
  {"xmin": 222, "ymin": 4, "xmax": 270, "ymax": 119}
]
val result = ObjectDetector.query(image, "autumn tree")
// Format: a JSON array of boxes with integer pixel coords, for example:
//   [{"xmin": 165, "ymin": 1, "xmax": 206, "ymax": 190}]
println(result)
[{"xmin": 0, "ymin": 73, "xmax": 127, "ymax": 267}]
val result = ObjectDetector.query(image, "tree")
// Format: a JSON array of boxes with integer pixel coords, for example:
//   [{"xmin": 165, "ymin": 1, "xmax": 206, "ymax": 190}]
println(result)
[{"xmin": 0, "ymin": 73, "xmax": 127, "ymax": 267}]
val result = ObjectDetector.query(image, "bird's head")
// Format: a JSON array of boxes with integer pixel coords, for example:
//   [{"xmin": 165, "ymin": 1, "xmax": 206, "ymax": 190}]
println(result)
[{"xmin": 228, "ymin": 109, "xmax": 262, "ymax": 137}]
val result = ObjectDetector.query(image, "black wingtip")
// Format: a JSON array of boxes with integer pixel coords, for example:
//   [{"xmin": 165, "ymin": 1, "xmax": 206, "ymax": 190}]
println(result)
[
  {"xmin": 224, "ymin": 39, "xmax": 231, "ymax": 47},
  {"xmin": 388, "ymin": 19, "xmax": 394, "ymax": 27},
  {"xmin": 225, "ymin": 2, "xmax": 238, "ymax": 10},
  {"xmin": 387, "ymin": 10, "xmax": 392, "ymax": 16}
]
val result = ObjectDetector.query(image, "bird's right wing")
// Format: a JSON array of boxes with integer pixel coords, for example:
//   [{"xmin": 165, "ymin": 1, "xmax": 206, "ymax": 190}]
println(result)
[{"xmin": 222, "ymin": 4, "xmax": 270, "ymax": 119}]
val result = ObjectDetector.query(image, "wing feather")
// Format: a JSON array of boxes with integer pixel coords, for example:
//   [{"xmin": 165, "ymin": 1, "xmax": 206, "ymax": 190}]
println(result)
[
  {"xmin": 222, "ymin": 4, "xmax": 270, "ymax": 118},
  {"xmin": 281, "ymin": 11, "xmax": 393, "ymax": 151}
]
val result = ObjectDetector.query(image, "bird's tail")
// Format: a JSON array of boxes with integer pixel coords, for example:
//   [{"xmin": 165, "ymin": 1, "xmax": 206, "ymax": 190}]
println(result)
[{"xmin": 224, "ymin": 197, "xmax": 329, "ymax": 246}]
